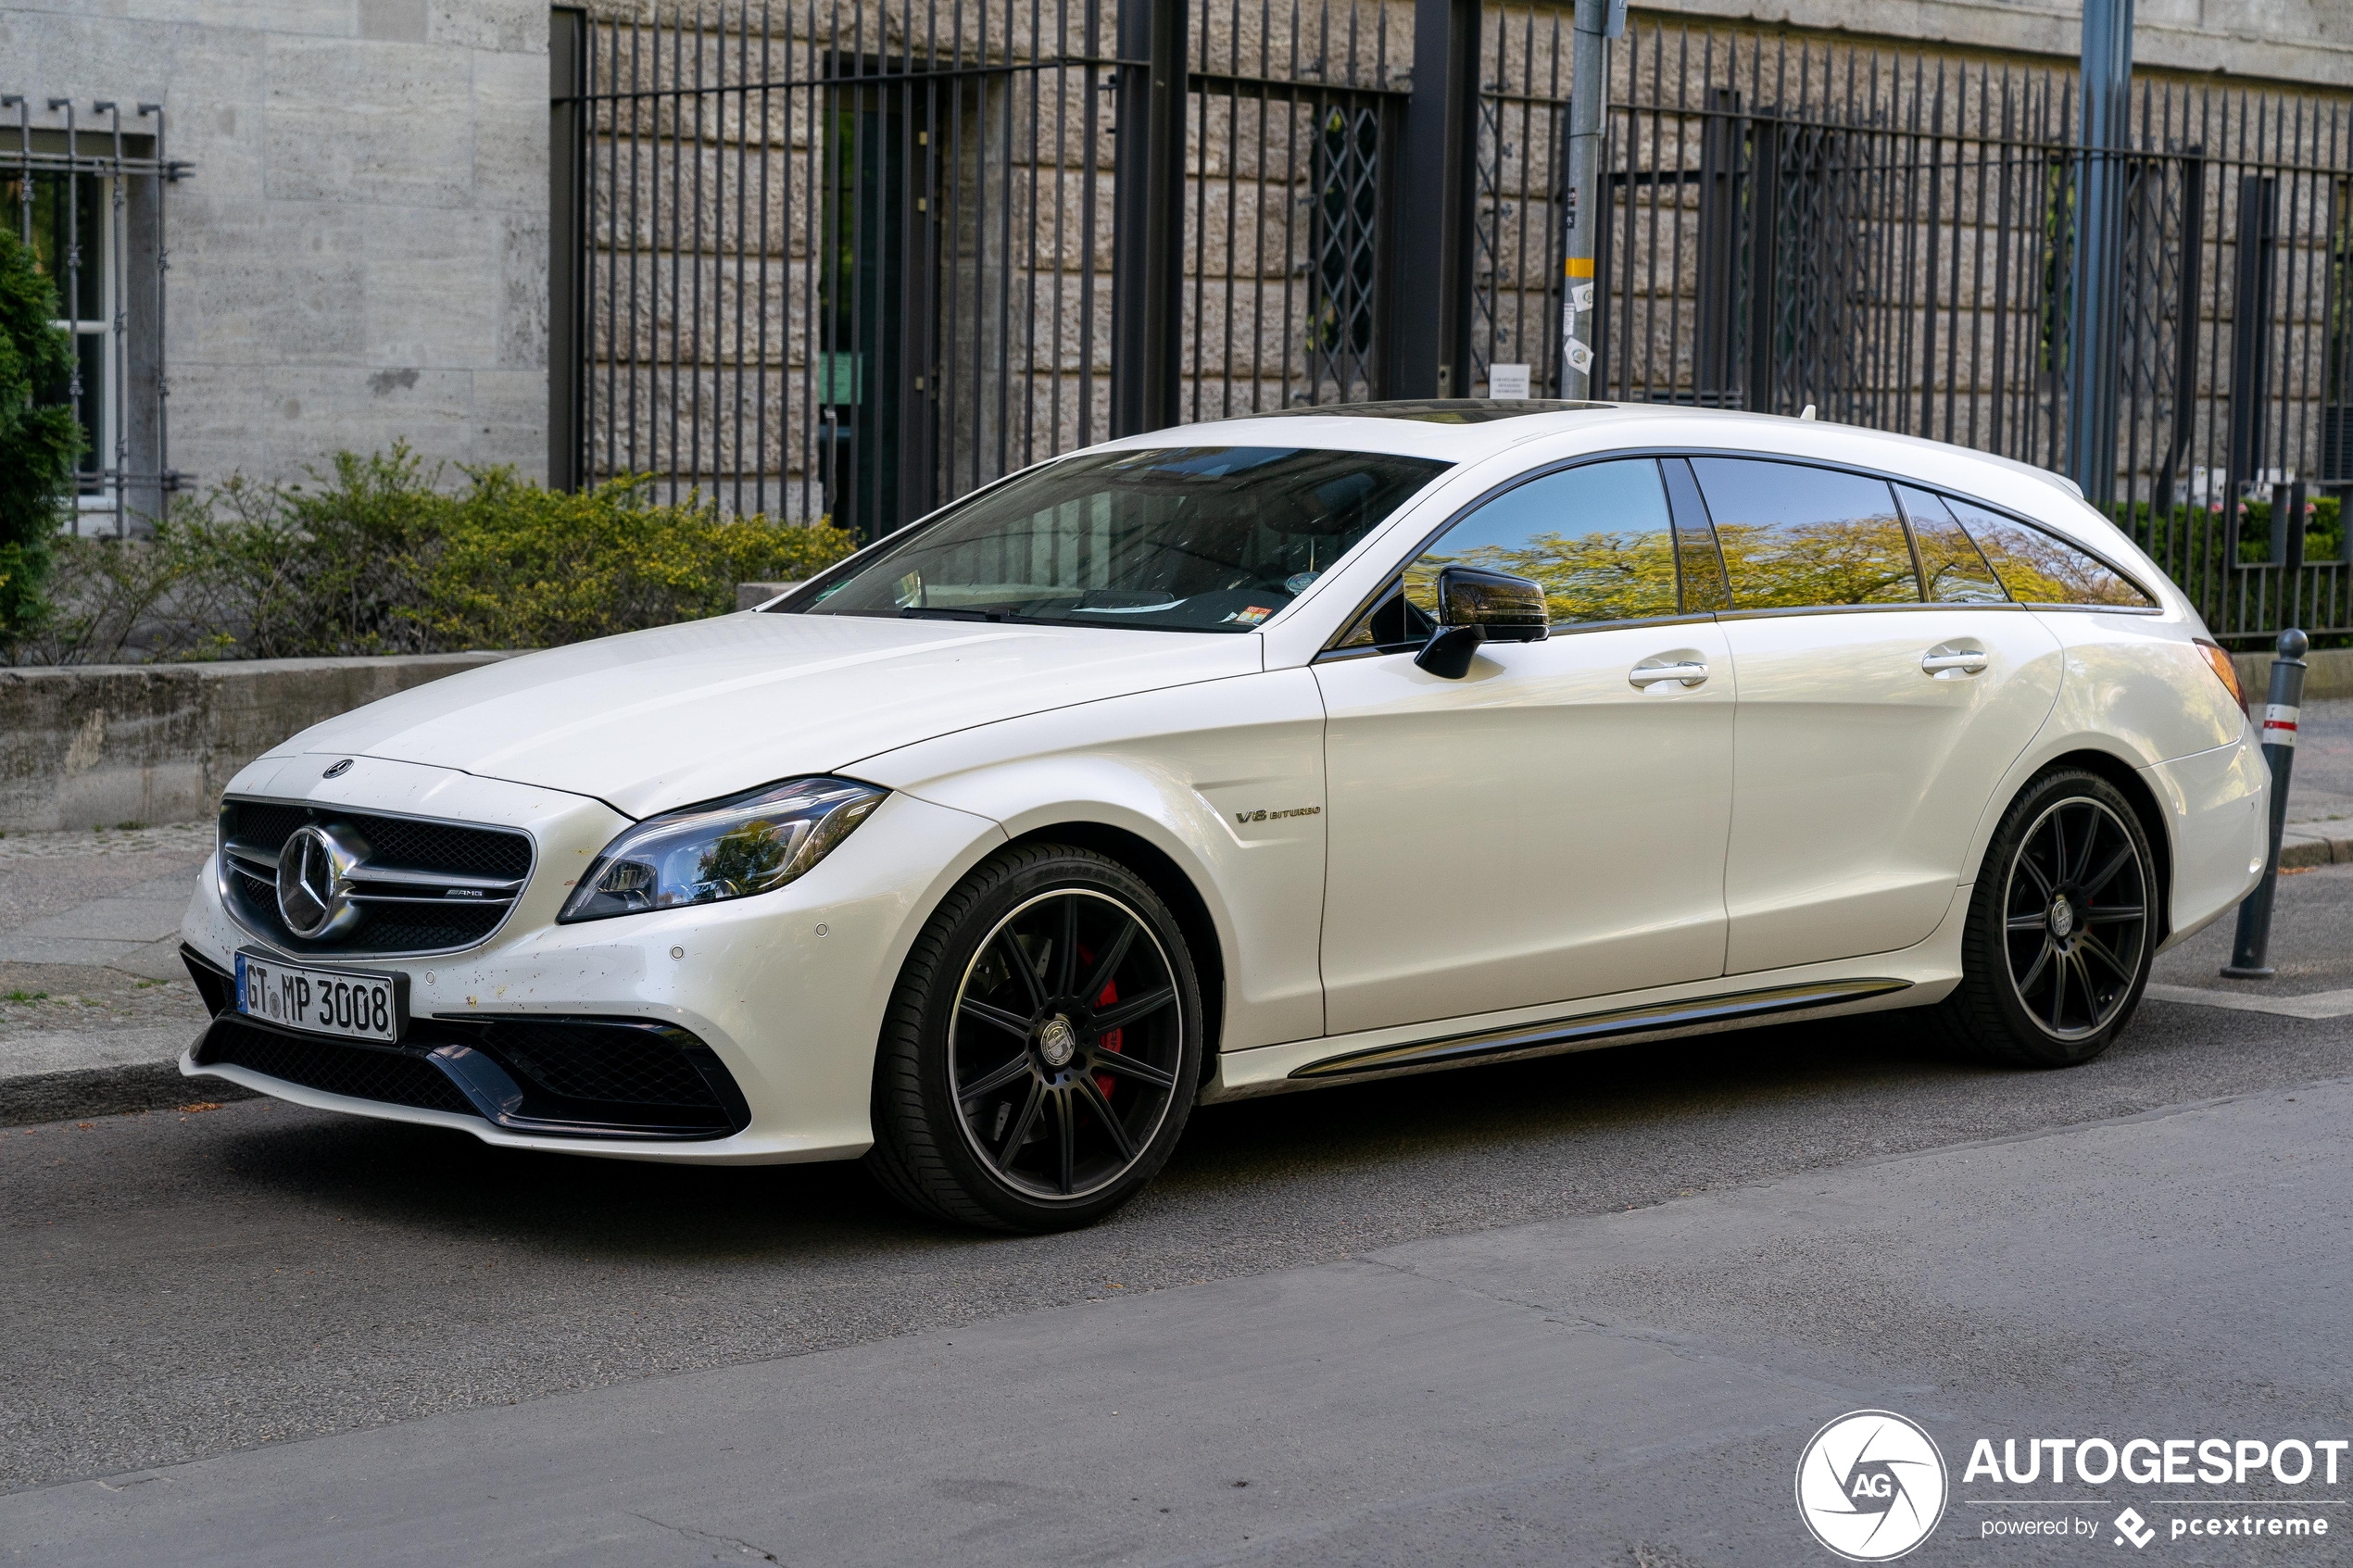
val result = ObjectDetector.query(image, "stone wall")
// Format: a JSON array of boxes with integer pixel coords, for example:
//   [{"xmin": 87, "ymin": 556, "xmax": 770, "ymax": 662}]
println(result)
[
  {"xmin": 0, "ymin": 652, "xmax": 514, "ymax": 834},
  {"xmin": 1661, "ymin": 0, "xmax": 2353, "ymax": 93},
  {"xmin": 0, "ymin": 0, "xmax": 552, "ymax": 501},
  {"xmin": 4, "ymin": 0, "xmax": 2342, "ymax": 526}
]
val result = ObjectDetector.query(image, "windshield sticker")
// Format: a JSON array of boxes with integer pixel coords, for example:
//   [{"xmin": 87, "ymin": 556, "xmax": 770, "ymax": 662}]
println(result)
[{"xmin": 1224, "ymin": 605, "xmax": 1277, "ymax": 626}]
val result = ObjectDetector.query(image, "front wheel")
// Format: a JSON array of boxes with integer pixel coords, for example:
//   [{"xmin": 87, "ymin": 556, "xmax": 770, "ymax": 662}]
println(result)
[
  {"xmin": 1935, "ymin": 768, "xmax": 2158, "ymax": 1067},
  {"xmin": 864, "ymin": 845, "xmax": 1203, "ymax": 1232}
]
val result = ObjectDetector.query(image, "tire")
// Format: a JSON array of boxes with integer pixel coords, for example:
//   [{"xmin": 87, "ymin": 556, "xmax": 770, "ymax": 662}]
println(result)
[
  {"xmin": 1933, "ymin": 767, "xmax": 2158, "ymax": 1068},
  {"xmin": 863, "ymin": 844, "xmax": 1204, "ymax": 1232}
]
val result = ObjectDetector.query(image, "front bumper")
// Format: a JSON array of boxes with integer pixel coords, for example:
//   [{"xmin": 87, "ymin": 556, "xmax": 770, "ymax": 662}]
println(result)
[{"xmin": 180, "ymin": 767, "xmax": 1008, "ymax": 1165}]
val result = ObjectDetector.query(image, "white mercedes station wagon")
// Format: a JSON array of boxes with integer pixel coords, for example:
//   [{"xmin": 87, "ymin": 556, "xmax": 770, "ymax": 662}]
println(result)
[{"xmin": 180, "ymin": 401, "xmax": 2268, "ymax": 1230}]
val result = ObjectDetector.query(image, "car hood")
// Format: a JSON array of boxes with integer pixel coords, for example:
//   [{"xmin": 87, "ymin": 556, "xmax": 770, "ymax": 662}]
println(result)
[{"xmin": 279, "ymin": 613, "xmax": 1264, "ymax": 818}]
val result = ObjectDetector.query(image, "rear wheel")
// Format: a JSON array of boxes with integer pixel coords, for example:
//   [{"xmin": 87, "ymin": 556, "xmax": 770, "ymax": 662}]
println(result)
[
  {"xmin": 864, "ymin": 844, "xmax": 1202, "ymax": 1231},
  {"xmin": 1936, "ymin": 768, "xmax": 2157, "ymax": 1067}
]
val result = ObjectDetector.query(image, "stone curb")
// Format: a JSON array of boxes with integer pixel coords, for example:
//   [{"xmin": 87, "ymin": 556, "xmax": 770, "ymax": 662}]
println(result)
[
  {"xmin": 0, "ymin": 1060, "xmax": 255, "ymax": 1129},
  {"xmin": 2280, "ymin": 831, "xmax": 2353, "ymax": 870}
]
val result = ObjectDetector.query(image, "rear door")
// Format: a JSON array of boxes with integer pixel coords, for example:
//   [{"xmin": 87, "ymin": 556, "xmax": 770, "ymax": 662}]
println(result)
[
  {"xmin": 1315, "ymin": 457, "xmax": 1737, "ymax": 1035},
  {"xmin": 1685, "ymin": 458, "xmax": 2064, "ymax": 974}
]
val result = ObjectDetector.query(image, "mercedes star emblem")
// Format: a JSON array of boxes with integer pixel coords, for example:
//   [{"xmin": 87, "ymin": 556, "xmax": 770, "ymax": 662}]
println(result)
[{"xmin": 274, "ymin": 824, "xmax": 367, "ymax": 940}]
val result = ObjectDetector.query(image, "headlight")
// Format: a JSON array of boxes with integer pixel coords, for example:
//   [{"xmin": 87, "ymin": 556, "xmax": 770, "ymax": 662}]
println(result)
[{"xmin": 558, "ymin": 777, "xmax": 887, "ymax": 923}]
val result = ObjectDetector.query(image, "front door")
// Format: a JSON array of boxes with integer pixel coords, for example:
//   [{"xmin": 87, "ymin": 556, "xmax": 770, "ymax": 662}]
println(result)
[
  {"xmin": 1683, "ymin": 457, "xmax": 2066, "ymax": 974},
  {"xmin": 1315, "ymin": 457, "xmax": 1739, "ymax": 1036}
]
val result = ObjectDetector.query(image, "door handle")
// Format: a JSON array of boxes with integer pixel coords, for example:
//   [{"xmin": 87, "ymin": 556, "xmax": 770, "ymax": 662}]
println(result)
[
  {"xmin": 1921, "ymin": 644, "xmax": 1989, "ymax": 677},
  {"xmin": 1629, "ymin": 659, "xmax": 1709, "ymax": 689}
]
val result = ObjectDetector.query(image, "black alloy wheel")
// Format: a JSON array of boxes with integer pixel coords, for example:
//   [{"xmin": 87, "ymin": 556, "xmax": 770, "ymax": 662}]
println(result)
[
  {"xmin": 865, "ymin": 845, "xmax": 1202, "ymax": 1231},
  {"xmin": 1936, "ymin": 768, "xmax": 2157, "ymax": 1067},
  {"xmin": 2001, "ymin": 796, "xmax": 2150, "ymax": 1040}
]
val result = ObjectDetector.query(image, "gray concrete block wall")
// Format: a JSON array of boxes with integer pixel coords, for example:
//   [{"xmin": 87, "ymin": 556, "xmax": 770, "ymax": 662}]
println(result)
[
  {"xmin": 3, "ymin": 0, "xmax": 2338, "ymax": 534},
  {"xmin": 1651, "ymin": 0, "xmax": 2353, "ymax": 90},
  {"xmin": 3, "ymin": 0, "xmax": 552, "ymax": 497},
  {"xmin": 0, "ymin": 653, "xmax": 517, "ymax": 834}
]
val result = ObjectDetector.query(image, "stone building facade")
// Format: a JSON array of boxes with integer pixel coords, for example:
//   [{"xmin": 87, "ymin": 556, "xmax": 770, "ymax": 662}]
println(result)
[
  {"xmin": 3, "ymin": 0, "xmax": 551, "ymax": 523},
  {"xmin": 0, "ymin": 0, "xmax": 2344, "ymax": 521}
]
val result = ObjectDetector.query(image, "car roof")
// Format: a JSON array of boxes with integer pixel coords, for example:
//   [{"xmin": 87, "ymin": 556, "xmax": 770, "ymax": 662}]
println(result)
[{"xmin": 1093, "ymin": 400, "xmax": 2092, "ymax": 514}]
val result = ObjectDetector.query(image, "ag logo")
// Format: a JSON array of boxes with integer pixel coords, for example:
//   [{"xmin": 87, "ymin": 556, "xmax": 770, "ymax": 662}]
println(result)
[{"xmin": 1794, "ymin": 1410, "xmax": 1949, "ymax": 1562}]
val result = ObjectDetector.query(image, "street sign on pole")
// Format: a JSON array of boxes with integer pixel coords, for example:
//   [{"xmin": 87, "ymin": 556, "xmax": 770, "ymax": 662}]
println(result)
[{"xmin": 1560, "ymin": 0, "xmax": 1611, "ymax": 398}]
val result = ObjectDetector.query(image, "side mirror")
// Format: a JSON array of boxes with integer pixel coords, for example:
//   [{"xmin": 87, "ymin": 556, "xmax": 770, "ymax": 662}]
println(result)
[{"xmin": 1413, "ymin": 566, "xmax": 1549, "ymax": 679}]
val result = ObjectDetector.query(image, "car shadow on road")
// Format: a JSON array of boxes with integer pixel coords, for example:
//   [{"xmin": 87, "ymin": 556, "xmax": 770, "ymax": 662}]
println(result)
[{"xmin": 179, "ymin": 1011, "xmax": 2003, "ymax": 1264}]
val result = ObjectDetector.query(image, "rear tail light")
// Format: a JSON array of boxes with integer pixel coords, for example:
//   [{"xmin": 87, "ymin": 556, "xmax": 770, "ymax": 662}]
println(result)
[{"xmin": 2195, "ymin": 639, "xmax": 2246, "ymax": 712}]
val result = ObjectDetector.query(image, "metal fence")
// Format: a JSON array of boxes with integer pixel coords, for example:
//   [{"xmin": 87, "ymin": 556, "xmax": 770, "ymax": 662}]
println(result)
[
  {"xmin": 3, "ymin": 95, "xmax": 183, "ymax": 537},
  {"xmin": 559, "ymin": 0, "xmax": 1424, "ymax": 541},
  {"xmin": 1561, "ymin": 26, "xmax": 2353, "ymax": 645},
  {"xmin": 557, "ymin": 6, "xmax": 2353, "ymax": 642}
]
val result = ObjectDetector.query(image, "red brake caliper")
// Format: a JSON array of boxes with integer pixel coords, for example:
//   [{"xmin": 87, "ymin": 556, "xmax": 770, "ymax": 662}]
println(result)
[{"xmin": 1093, "ymin": 965, "xmax": 1122, "ymax": 1098}]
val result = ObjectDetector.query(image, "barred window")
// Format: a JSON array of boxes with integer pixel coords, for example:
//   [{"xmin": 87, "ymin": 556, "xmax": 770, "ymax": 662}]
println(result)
[{"xmin": 1, "ymin": 98, "xmax": 182, "ymax": 535}]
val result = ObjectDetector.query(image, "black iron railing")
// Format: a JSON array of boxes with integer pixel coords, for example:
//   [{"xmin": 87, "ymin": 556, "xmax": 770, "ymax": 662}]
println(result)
[{"xmin": 556, "ymin": 8, "xmax": 2353, "ymax": 642}]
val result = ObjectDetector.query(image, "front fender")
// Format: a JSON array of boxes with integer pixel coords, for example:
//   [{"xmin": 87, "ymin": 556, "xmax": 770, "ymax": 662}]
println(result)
[{"xmin": 853, "ymin": 669, "xmax": 1329, "ymax": 1051}]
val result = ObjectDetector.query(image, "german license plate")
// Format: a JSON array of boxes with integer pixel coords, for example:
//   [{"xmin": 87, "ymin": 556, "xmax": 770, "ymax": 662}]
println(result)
[{"xmin": 235, "ymin": 952, "xmax": 401, "ymax": 1044}]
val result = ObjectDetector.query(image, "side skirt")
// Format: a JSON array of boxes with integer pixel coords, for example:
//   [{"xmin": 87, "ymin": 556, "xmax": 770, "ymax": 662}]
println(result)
[{"xmin": 1207, "ymin": 978, "xmax": 1915, "ymax": 1099}]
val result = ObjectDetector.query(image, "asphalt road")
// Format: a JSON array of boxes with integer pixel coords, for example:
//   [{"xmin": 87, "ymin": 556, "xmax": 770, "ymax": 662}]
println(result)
[{"xmin": 4, "ymin": 859, "xmax": 2352, "ymax": 1563}]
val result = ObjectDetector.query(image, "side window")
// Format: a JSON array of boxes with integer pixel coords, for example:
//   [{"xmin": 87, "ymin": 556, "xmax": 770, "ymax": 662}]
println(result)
[
  {"xmin": 1941, "ymin": 495, "xmax": 2157, "ymax": 608},
  {"xmin": 1689, "ymin": 458, "xmax": 1922, "ymax": 608},
  {"xmin": 1894, "ymin": 484, "xmax": 2009, "ymax": 604},
  {"xmin": 1402, "ymin": 458, "xmax": 1683, "ymax": 627}
]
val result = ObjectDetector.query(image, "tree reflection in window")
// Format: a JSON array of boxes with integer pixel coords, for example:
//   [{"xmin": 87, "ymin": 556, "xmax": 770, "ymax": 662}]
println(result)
[
  {"xmin": 1940, "ymin": 495, "xmax": 2155, "ymax": 608},
  {"xmin": 1404, "ymin": 459, "xmax": 1682, "ymax": 626},
  {"xmin": 1893, "ymin": 484, "xmax": 2009, "ymax": 604},
  {"xmin": 1690, "ymin": 458, "xmax": 1921, "ymax": 608}
]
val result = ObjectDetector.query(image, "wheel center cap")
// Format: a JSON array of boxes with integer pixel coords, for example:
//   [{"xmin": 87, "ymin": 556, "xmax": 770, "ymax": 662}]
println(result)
[
  {"xmin": 1038, "ymin": 1014, "xmax": 1078, "ymax": 1068},
  {"xmin": 2049, "ymin": 896, "xmax": 2076, "ymax": 939}
]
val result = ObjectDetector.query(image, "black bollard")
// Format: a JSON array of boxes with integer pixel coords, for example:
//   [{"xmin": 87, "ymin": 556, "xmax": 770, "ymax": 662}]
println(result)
[{"xmin": 2221, "ymin": 627, "xmax": 2310, "ymax": 979}]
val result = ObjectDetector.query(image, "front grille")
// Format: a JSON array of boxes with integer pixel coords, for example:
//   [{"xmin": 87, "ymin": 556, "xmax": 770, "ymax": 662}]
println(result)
[
  {"xmin": 220, "ymin": 798, "xmax": 535, "ymax": 957},
  {"xmin": 195, "ymin": 1016, "xmax": 478, "ymax": 1117}
]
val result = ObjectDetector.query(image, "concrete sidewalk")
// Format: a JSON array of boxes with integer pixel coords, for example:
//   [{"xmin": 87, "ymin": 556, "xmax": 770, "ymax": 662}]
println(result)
[
  {"xmin": 0, "ymin": 822, "xmax": 225, "ymax": 1124},
  {"xmin": 2278, "ymin": 696, "xmax": 2353, "ymax": 865},
  {"xmin": 3, "ymin": 699, "xmax": 2348, "ymax": 1128}
]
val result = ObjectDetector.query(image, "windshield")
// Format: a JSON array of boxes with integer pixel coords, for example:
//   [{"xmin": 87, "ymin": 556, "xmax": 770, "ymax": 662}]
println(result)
[{"xmin": 798, "ymin": 446, "xmax": 1452, "ymax": 633}]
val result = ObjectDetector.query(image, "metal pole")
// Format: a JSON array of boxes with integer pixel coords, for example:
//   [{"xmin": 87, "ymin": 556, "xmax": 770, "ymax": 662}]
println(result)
[
  {"xmin": 2066, "ymin": 0, "xmax": 2133, "ymax": 506},
  {"xmin": 1559, "ymin": 0, "xmax": 1614, "ymax": 398},
  {"xmin": 2222, "ymin": 627, "xmax": 2309, "ymax": 979},
  {"xmin": 548, "ymin": 7, "xmax": 586, "ymax": 491},
  {"xmin": 1394, "ymin": 0, "xmax": 1480, "ymax": 400},
  {"xmin": 1110, "ymin": 0, "xmax": 1185, "ymax": 435}
]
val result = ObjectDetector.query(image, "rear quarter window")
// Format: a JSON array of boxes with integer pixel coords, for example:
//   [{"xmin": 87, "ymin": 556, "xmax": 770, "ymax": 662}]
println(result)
[{"xmin": 1942, "ymin": 495, "xmax": 2155, "ymax": 608}]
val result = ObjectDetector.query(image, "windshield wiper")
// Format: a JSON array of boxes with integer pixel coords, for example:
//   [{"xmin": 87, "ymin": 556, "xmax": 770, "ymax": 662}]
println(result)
[{"xmin": 898, "ymin": 606, "xmax": 1009, "ymax": 622}]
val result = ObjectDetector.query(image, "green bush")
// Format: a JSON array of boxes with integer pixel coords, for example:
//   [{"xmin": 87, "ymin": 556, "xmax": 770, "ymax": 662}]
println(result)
[
  {"xmin": 0, "ymin": 225, "xmax": 84, "ymax": 655},
  {"xmin": 2104, "ymin": 495, "xmax": 2345, "ymax": 579},
  {"xmin": 422, "ymin": 468, "xmax": 855, "ymax": 649},
  {"xmin": 15, "ymin": 447, "xmax": 858, "ymax": 665}
]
